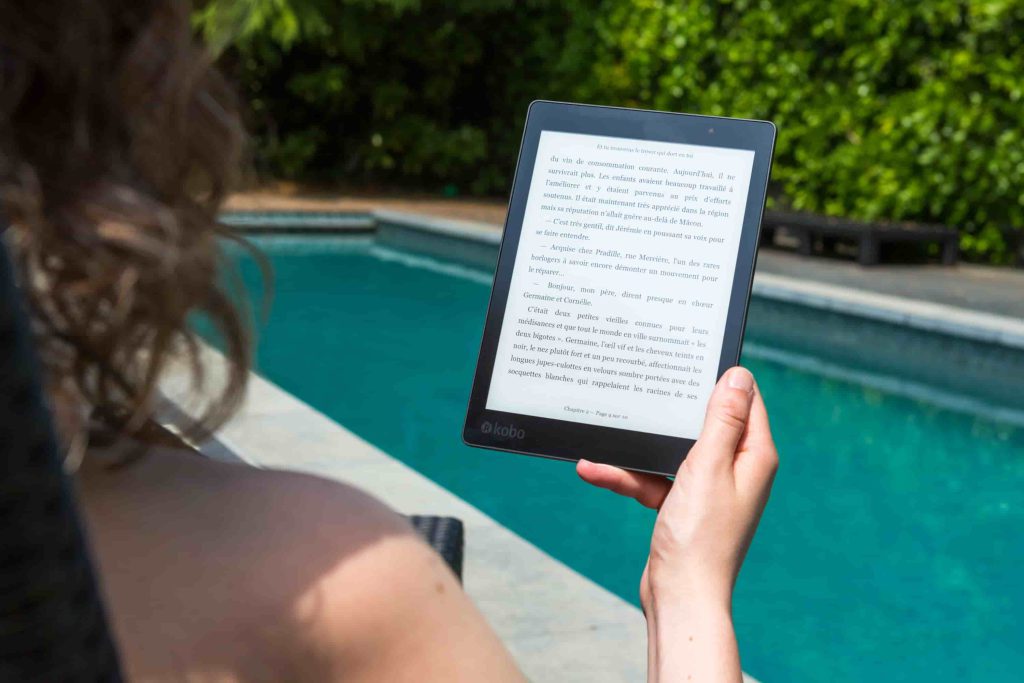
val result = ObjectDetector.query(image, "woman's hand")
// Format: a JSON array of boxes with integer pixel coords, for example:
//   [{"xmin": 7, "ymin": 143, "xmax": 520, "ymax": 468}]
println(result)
[{"xmin": 577, "ymin": 367, "xmax": 778, "ymax": 682}]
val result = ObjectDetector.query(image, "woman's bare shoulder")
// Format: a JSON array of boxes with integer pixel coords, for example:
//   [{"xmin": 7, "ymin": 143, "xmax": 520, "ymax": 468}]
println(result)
[{"xmin": 77, "ymin": 445, "xmax": 501, "ymax": 682}]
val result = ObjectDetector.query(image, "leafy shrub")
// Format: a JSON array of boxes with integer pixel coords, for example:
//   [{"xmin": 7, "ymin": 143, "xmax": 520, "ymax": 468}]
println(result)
[
  {"xmin": 199, "ymin": 0, "xmax": 1024, "ymax": 262},
  {"xmin": 197, "ymin": 0, "xmax": 574, "ymax": 195},
  {"xmin": 570, "ymin": 0, "xmax": 1024, "ymax": 261}
]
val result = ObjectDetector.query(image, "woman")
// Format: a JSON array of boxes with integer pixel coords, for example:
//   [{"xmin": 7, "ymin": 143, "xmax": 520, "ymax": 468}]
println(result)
[{"xmin": 0, "ymin": 1, "xmax": 778, "ymax": 680}]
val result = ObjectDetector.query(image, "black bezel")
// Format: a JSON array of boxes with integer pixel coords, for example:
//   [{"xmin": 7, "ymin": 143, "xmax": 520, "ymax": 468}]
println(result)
[{"xmin": 463, "ymin": 101, "xmax": 776, "ymax": 476}]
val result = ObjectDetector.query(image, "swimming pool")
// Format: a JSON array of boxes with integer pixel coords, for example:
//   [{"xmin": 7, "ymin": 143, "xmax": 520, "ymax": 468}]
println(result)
[{"xmin": 231, "ymin": 235, "xmax": 1023, "ymax": 682}]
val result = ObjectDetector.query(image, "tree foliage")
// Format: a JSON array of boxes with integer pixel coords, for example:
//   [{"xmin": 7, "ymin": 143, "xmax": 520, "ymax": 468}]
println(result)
[
  {"xmin": 199, "ymin": 0, "xmax": 1024, "ymax": 261},
  {"xmin": 196, "ymin": 0, "xmax": 573, "ymax": 194}
]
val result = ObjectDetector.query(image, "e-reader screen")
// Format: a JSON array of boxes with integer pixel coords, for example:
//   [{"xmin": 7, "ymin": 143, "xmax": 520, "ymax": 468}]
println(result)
[
  {"xmin": 487, "ymin": 130, "xmax": 754, "ymax": 439},
  {"xmin": 465, "ymin": 102, "xmax": 775, "ymax": 474}
]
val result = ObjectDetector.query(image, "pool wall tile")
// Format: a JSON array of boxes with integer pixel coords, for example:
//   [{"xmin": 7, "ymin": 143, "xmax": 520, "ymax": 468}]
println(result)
[
  {"xmin": 376, "ymin": 212, "xmax": 501, "ymax": 270},
  {"xmin": 744, "ymin": 298, "xmax": 1024, "ymax": 410}
]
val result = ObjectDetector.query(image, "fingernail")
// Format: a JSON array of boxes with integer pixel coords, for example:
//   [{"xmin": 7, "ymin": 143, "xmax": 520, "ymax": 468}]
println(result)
[{"xmin": 726, "ymin": 367, "xmax": 754, "ymax": 393}]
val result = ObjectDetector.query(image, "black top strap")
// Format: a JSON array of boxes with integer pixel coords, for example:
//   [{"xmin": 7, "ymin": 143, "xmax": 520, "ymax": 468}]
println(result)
[{"xmin": 0, "ymin": 234, "xmax": 124, "ymax": 682}]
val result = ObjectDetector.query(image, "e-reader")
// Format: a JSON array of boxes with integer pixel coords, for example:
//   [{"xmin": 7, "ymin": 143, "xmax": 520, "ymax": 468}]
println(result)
[{"xmin": 463, "ymin": 101, "xmax": 776, "ymax": 476}]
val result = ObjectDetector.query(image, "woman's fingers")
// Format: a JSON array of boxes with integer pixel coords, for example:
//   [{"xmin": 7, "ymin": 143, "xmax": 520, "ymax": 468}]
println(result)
[
  {"xmin": 577, "ymin": 459, "xmax": 672, "ymax": 510},
  {"xmin": 734, "ymin": 382, "xmax": 779, "ymax": 498},
  {"xmin": 739, "ymin": 379, "xmax": 773, "ymax": 451},
  {"xmin": 688, "ymin": 367, "xmax": 756, "ymax": 476}
]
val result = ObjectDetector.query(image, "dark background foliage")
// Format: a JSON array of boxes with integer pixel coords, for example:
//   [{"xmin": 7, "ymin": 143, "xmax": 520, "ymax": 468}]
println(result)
[{"xmin": 198, "ymin": 0, "xmax": 1024, "ymax": 262}]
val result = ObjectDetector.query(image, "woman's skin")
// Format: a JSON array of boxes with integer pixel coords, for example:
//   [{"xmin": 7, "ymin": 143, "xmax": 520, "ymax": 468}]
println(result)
[
  {"xmin": 78, "ymin": 446, "xmax": 524, "ymax": 682},
  {"xmin": 77, "ymin": 366, "xmax": 776, "ymax": 681}
]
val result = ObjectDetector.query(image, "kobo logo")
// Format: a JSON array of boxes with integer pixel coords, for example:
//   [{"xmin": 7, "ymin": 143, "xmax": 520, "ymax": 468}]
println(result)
[{"xmin": 481, "ymin": 421, "xmax": 525, "ymax": 440}]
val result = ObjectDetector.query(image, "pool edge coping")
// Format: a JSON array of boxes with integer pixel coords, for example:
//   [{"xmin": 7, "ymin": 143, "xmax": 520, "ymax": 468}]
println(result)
[{"xmin": 374, "ymin": 209, "xmax": 1024, "ymax": 350}]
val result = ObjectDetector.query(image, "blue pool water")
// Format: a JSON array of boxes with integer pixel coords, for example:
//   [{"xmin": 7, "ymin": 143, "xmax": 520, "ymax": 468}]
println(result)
[{"xmin": 231, "ymin": 236, "xmax": 1023, "ymax": 682}]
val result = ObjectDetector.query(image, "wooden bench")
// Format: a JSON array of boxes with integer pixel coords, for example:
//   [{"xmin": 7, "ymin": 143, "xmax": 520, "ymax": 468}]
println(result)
[{"xmin": 762, "ymin": 210, "xmax": 960, "ymax": 266}]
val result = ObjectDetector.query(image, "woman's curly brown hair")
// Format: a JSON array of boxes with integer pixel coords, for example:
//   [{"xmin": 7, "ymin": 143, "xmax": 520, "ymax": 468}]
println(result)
[{"xmin": 0, "ymin": 0, "xmax": 253, "ymax": 449}]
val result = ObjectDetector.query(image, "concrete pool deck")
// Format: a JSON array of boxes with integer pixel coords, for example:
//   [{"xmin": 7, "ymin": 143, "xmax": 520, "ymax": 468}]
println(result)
[{"xmin": 161, "ymin": 350, "xmax": 758, "ymax": 682}]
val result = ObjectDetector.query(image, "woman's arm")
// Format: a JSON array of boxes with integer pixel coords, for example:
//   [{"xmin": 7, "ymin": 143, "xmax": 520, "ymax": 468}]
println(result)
[
  {"xmin": 305, "ymin": 512, "xmax": 526, "ymax": 683},
  {"xmin": 578, "ymin": 367, "xmax": 778, "ymax": 682},
  {"xmin": 246, "ymin": 474, "xmax": 528, "ymax": 683},
  {"xmin": 645, "ymin": 585, "xmax": 741, "ymax": 682},
  {"xmin": 80, "ymin": 447, "xmax": 526, "ymax": 683}
]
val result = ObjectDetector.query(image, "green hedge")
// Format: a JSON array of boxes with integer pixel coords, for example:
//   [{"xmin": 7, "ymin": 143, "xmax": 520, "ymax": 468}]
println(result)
[
  {"xmin": 197, "ymin": 0, "xmax": 573, "ymax": 194},
  {"xmin": 199, "ymin": 0, "xmax": 1024, "ymax": 262}
]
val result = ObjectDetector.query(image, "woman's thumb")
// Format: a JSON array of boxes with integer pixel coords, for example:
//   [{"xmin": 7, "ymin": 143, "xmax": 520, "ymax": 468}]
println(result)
[{"xmin": 690, "ymin": 367, "xmax": 755, "ymax": 471}]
